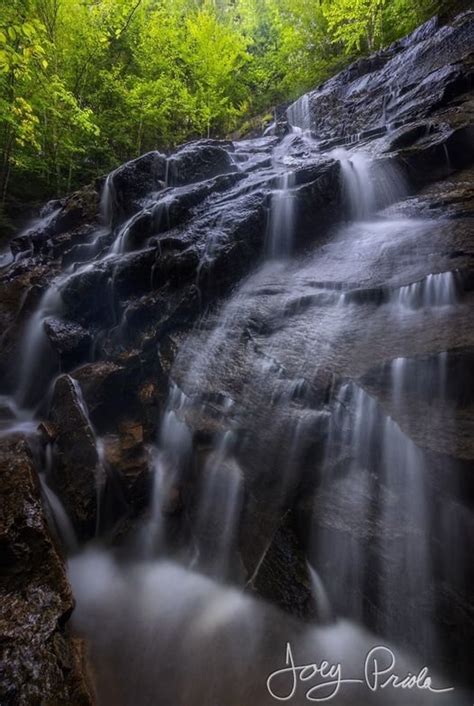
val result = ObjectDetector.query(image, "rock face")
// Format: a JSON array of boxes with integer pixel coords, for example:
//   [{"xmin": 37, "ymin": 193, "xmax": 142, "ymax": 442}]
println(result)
[
  {"xmin": 0, "ymin": 438, "xmax": 93, "ymax": 706},
  {"xmin": 48, "ymin": 375, "xmax": 99, "ymax": 539},
  {"xmin": 0, "ymin": 9, "xmax": 473, "ymax": 701},
  {"xmin": 299, "ymin": 12, "xmax": 473, "ymax": 145},
  {"xmin": 104, "ymin": 150, "xmax": 167, "ymax": 225}
]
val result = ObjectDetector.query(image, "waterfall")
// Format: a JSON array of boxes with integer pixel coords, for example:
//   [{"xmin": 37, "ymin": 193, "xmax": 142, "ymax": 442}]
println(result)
[
  {"xmin": 69, "ymin": 548, "xmax": 457, "ymax": 706},
  {"xmin": 312, "ymin": 382, "xmax": 436, "ymax": 651},
  {"xmin": 287, "ymin": 94, "xmax": 311, "ymax": 133},
  {"xmin": 1, "ymin": 46, "xmax": 470, "ymax": 702},
  {"xmin": 332, "ymin": 147, "xmax": 407, "ymax": 219},
  {"xmin": 40, "ymin": 443, "xmax": 78, "ymax": 552},
  {"xmin": 111, "ymin": 209, "xmax": 144, "ymax": 254},
  {"xmin": 331, "ymin": 148, "xmax": 377, "ymax": 219},
  {"xmin": 195, "ymin": 431, "xmax": 244, "ymax": 579},
  {"xmin": 19, "ymin": 202, "xmax": 62, "ymax": 247},
  {"xmin": 266, "ymin": 171, "xmax": 296, "ymax": 259},
  {"xmin": 145, "ymin": 385, "xmax": 192, "ymax": 555},
  {"xmin": 100, "ymin": 173, "xmax": 115, "ymax": 228},
  {"xmin": 395, "ymin": 271, "xmax": 457, "ymax": 309},
  {"xmin": 14, "ymin": 284, "xmax": 64, "ymax": 410}
]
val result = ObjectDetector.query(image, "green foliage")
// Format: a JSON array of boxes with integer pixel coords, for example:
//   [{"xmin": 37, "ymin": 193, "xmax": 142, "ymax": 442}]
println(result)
[{"xmin": 0, "ymin": 0, "xmax": 448, "ymax": 211}]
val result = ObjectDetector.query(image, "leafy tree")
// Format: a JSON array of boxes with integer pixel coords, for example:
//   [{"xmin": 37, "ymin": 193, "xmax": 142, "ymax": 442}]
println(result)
[
  {"xmin": 185, "ymin": 3, "xmax": 250, "ymax": 135},
  {"xmin": 0, "ymin": 3, "xmax": 48, "ymax": 203},
  {"xmin": 0, "ymin": 0, "xmax": 457, "ymax": 228},
  {"xmin": 322, "ymin": 0, "xmax": 387, "ymax": 54}
]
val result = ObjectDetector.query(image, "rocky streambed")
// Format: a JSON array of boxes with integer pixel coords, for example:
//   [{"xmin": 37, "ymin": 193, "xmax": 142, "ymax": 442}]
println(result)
[{"xmin": 0, "ymin": 11, "xmax": 473, "ymax": 706}]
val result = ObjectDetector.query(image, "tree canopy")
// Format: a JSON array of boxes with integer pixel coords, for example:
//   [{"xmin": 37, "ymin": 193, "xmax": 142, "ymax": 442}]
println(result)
[{"xmin": 0, "ymin": 0, "xmax": 466, "ymax": 227}]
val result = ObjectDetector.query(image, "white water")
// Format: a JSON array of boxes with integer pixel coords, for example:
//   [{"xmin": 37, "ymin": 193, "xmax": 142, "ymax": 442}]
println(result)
[
  {"xmin": 68, "ymin": 548, "xmax": 458, "ymax": 706},
  {"xmin": 15, "ymin": 284, "xmax": 64, "ymax": 410},
  {"xmin": 287, "ymin": 94, "xmax": 311, "ymax": 133},
  {"xmin": 331, "ymin": 147, "xmax": 407, "ymax": 220},
  {"xmin": 330, "ymin": 148, "xmax": 377, "ymax": 219},
  {"xmin": 145, "ymin": 385, "xmax": 192, "ymax": 555},
  {"xmin": 313, "ymin": 382, "xmax": 436, "ymax": 649},
  {"xmin": 195, "ymin": 430, "xmax": 244, "ymax": 579},
  {"xmin": 267, "ymin": 171, "xmax": 296, "ymax": 259},
  {"xmin": 111, "ymin": 211, "xmax": 141, "ymax": 254},
  {"xmin": 40, "ymin": 445, "xmax": 78, "ymax": 553},
  {"xmin": 395, "ymin": 271, "xmax": 457, "ymax": 309},
  {"xmin": 19, "ymin": 203, "xmax": 62, "ymax": 244},
  {"xmin": 100, "ymin": 173, "xmax": 116, "ymax": 228},
  {"xmin": 1, "ymin": 121, "xmax": 468, "ymax": 704}
]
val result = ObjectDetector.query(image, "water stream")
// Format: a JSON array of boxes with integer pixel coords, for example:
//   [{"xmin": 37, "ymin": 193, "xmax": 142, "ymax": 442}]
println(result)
[{"xmin": 1, "ymin": 102, "xmax": 470, "ymax": 705}]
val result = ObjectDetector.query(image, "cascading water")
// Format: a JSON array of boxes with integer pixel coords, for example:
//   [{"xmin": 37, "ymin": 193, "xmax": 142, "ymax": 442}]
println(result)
[
  {"xmin": 194, "ymin": 430, "xmax": 244, "ymax": 579},
  {"xmin": 287, "ymin": 94, "xmax": 311, "ymax": 134},
  {"xmin": 267, "ymin": 170, "xmax": 296, "ymax": 259},
  {"xmin": 263, "ymin": 92, "xmax": 321, "ymax": 259},
  {"xmin": 312, "ymin": 382, "xmax": 436, "ymax": 651},
  {"xmin": 331, "ymin": 148, "xmax": 377, "ymax": 219},
  {"xmin": 100, "ymin": 173, "xmax": 115, "ymax": 228},
  {"xmin": 144, "ymin": 384, "xmax": 192, "ymax": 556},
  {"xmin": 40, "ymin": 443, "xmax": 79, "ymax": 553},
  {"xmin": 68, "ymin": 547, "xmax": 459, "ymax": 706},
  {"xmin": 2, "ymin": 70, "xmax": 471, "ymax": 704},
  {"xmin": 14, "ymin": 285, "xmax": 64, "ymax": 410},
  {"xmin": 69, "ymin": 137, "xmax": 467, "ymax": 701},
  {"xmin": 395, "ymin": 271, "xmax": 457, "ymax": 309}
]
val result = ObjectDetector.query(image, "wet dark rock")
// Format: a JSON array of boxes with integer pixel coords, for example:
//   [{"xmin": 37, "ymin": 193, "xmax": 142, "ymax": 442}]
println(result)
[
  {"xmin": 384, "ymin": 165, "xmax": 474, "ymax": 220},
  {"xmin": 50, "ymin": 223, "xmax": 100, "ymax": 260},
  {"xmin": 122, "ymin": 283, "xmax": 201, "ymax": 348},
  {"xmin": 44, "ymin": 317, "xmax": 92, "ymax": 369},
  {"xmin": 248, "ymin": 510, "xmax": 316, "ymax": 620},
  {"xmin": 383, "ymin": 121, "xmax": 433, "ymax": 151},
  {"xmin": 167, "ymin": 140, "xmax": 236, "ymax": 186},
  {"xmin": 106, "ymin": 150, "xmax": 167, "ymax": 224},
  {"xmin": 48, "ymin": 375, "xmax": 99, "ymax": 539},
  {"xmin": 0, "ymin": 263, "xmax": 58, "ymax": 388},
  {"xmin": 300, "ymin": 11, "xmax": 473, "ymax": 142},
  {"xmin": 292, "ymin": 160, "xmax": 343, "ymax": 248},
  {"xmin": 102, "ymin": 422, "xmax": 151, "ymax": 511},
  {"xmin": 0, "ymin": 10, "xmax": 473, "ymax": 695},
  {"xmin": 11, "ymin": 185, "xmax": 99, "ymax": 258},
  {"xmin": 113, "ymin": 249, "xmax": 159, "ymax": 299},
  {"xmin": 162, "ymin": 172, "xmax": 245, "ymax": 226},
  {"xmin": 62, "ymin": 229, "xmax": 111, "ymax": 268},
  {"xmin": 196, "ymin": 192, "xmax": 269, "ymax": 291},
  {"xmin": 399, "ymin": 123, "xmax": 474, "ymax": 189},
  {"xmin": 53, "ymin": 185, "xmax": 100, "ymax": 238},
  {"xmin": 60, "ymin": 262, "xmax": 115, "ymax": 326},
  {"xmin": 0, "ymin": 437, "xmax": 93, "ymax": 706},
  {"xmin": 115, "ymin": 210, "xmax": 155, "ymax": 253},
  {"xmin": 361, "ymin": 347, "xmax": 474, "ymax": 460},
  {"xmin": 71, "ymin": 361, "xmax": 142, "ymax": 435}
]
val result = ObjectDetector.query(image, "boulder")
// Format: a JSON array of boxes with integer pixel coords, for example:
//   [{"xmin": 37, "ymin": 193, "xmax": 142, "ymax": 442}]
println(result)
[
  {"xmin": 0, "ymin": 437, "xmax": 93, "ymax": 706},
  {"xmin": 167, "ymin": 140, "xmax": 236, "ymax": 186},
  {"xmin": 48, "ymin": 375, "xmax": 99, "ymax": 539},
  {"xmin": 71, "ymin": 362, "xmax": 128, "ymax": 432},
  {"xmin": 247, "ymin": 510, "xmax": 317, "ymax": 620},
  {"xmin": 105, "ymin": 151, "xmax": 167, "ymax": 225},
  {"xmin": 43, "ymin": 317, "xmax": 92, "ymax": 370},
  {"xmin": 59, "ymin": 261, "xmax": 115, "ymax": 326},
  {"xmin": 10, "ymin": 185, "xmax": 99, "ymax": 257}
]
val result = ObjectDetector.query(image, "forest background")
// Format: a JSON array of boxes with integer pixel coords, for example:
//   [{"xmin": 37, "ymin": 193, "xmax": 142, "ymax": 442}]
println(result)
[{"xmin": 0, "ymin": 0, "xmax": 468, "ymax": 232}]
